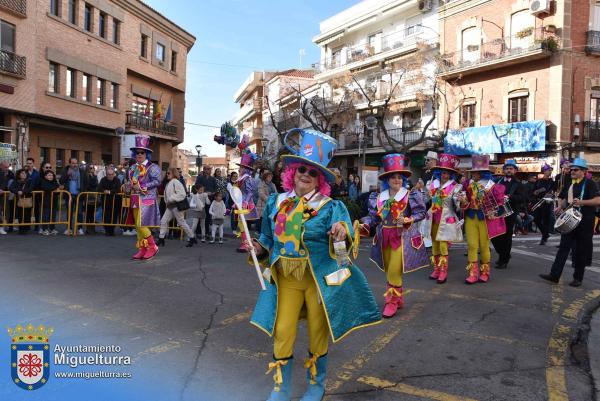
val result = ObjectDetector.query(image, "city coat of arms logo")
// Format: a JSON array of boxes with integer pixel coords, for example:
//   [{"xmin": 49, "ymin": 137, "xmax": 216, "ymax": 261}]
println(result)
[{"xmin": 8, "ymin": 323, "xmax": 53, "ymax": 390}]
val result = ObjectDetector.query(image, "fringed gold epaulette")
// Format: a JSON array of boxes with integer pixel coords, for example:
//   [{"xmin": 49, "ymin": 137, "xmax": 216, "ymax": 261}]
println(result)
[{"xmin": 352, "ymin": 220, "xmax": 360, "ymax": 260}]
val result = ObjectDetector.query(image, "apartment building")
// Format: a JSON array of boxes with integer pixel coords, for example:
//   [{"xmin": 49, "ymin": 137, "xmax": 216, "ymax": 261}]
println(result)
[
  {"xmin": 438, "ymin": 0, "xmax": 600, "ymax": 173},
  {"xmin": 231, "ymin": 69, "xmax": 315, "ymax": 168},
  {"xmin": 0, "ymin": 0, "xmax": 195, "ymax": 170},
  {"xmin": 312, "ymin": 0, "xmax": 440, "ymax": 179}
]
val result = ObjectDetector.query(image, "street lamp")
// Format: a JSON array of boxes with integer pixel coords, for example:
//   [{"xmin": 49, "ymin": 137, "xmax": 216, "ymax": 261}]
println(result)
[
  {"xmin": 260, "ymin": 137, "xmax": 269, "ymax": 158},
  {"xmin": 195, "ymin": 145, "xmax": 202, "ymax": 168}
]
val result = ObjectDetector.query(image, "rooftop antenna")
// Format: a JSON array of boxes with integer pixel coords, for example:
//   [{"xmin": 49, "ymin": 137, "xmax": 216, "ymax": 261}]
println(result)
[{"xmin": 299, "ymin": 48, "xmax": 306, "ymax": 68}]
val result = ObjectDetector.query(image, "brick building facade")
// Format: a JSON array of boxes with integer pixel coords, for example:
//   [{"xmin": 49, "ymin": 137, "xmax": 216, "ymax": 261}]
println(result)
[
  {"xmin": 0, "ymin": 0, "xmax": 195, "ymax": 170},
  {"xmin": 438, "ymin": 0, "xmax": 600, "ymax": 173}
]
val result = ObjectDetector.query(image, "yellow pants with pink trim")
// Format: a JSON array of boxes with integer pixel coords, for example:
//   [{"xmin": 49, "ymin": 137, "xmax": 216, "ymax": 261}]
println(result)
[
  {"xmin": 383, "ymin": 246, "xmax": 403, "ymax": 287},
  {"xmin": 465, "ymin": 216, "xmax": 491, "ymax": 264},
  {"xmin": 431, "ymin": 222, "xmax": 449, "ymax": 257},
  {"xmin": 133, "ymin": 208, "xmax": 151, "ymax": 244},
  {"xmin": 273, "ymin": 269, "xmax": 329, "ymax": 360}
]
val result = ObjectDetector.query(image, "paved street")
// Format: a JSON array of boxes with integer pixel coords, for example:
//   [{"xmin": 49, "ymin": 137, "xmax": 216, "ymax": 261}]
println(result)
[{"xmin": 1, "ymin": 232, "xmax": 599, "ymax": 401}]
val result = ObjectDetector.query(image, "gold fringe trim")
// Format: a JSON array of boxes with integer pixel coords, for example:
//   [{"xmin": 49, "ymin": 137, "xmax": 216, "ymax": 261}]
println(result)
[
  {"xmin": 266, "ymin": 360, "xmax": 288, "ymax": 390},
  {"xmin": 383, "ymin": 287, "xmax": 402, "ymax": 298},
  {"xmin": 136, "ymin": 239, "xmax": 149, "ymax": 249},
  {"xmin": 480, "ymin": 263, "xmax": 490, "ymax": 274},
  {"xmin": 304, "ymin": 354, "xmax": 319, "ymax": 384},
  {"xmin": 277, "ymin": 258, "xmax": 308, "ymax": 281}
]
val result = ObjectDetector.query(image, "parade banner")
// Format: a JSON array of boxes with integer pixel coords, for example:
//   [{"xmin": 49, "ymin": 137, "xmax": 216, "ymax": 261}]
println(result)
[
  {"xmin": 444, "ymin": 120, "xmax": 546, "ymax": 156},
  {"xmin": 0, "ymin": 142, "xmax": 17, "ymax": 163}
]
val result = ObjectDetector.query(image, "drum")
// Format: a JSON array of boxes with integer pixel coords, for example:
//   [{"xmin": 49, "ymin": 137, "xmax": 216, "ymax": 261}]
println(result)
[{"xmin": 554, "ymin": 207, "xmax": 582, "ymax": 234}]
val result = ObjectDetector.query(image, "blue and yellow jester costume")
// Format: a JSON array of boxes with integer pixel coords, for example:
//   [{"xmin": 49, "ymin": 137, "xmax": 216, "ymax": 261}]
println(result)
[{"xmin": 250, "ymin": 129, "xmax": 381, "ymax": 401}]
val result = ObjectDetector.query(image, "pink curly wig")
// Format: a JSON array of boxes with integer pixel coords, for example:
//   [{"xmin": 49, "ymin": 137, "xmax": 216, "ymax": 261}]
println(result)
[{"xmin": 281, "ymin": 162, "xmax": 331, "ymax": 197}]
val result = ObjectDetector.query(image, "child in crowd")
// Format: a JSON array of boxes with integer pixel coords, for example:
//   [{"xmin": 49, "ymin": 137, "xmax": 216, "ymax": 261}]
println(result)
[
  {"xmin": 40, "ymin": 170, "xmax": 60, "ymax": 235},
  {"xmin": 189, "ymin": 184, "xmax": 211, "ymax": 242},
  {"xmin": 209, "ymin": 191, "xmax": 226, "ymax": 244}
]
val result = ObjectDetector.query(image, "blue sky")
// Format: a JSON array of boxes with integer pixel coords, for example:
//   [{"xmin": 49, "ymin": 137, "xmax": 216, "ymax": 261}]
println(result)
[{"xmin": 144, "ymin": 0, "xmax": 356, "ymax": 156}]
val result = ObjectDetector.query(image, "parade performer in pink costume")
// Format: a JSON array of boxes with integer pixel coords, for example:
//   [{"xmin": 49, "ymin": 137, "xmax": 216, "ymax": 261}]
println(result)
[
  {"xmin": 125, "ymin": 135, "xmax": 161, "ymax": 260},
  {"xmin": 235, "ymin": 149, "xmax": 259, "ymax": 253},
  {"xmin": 422, "ymin": 153, "xmax": 463, "ymax": 284},
  {"xmin": 459, "ymin": 154, "xmax": 506, "ymax": 284}
]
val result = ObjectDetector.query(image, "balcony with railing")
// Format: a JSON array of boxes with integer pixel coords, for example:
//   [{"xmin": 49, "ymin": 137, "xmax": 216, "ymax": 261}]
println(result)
[
  {"xmin": 126, "ymin": 112, "xmax": 177, "ymax": 136},
  {"xmin": 337, "ymin": 127, "xmax": 423, "ymax": 152},
  {"xmin": 386, "ymin": 128, "xmax": 423, "ymax": 148},
  {"xmin": 0, "ymin": 49, "xmax": 26, "ymax": 78},
  {"xmin": 232, "ymin": 98, "xmax": 263, "ymax": 126},
  {"xmin": 314, "ymin": 29, "xmax": 435, "ymax": 79},
  {"xmin": 438, "ymin": 27, "xmax": 555, "ymax": 79},
  {"xmin": 586, "ymin": 31, "xmax": 600, "ymax": 55},
  {"xmin": 0, "ymin": 0, "xmax": 27, "ymax": 17},
  {"xmin": 584, "ymin": 121, "xmax": 600, "ymax": 143}
]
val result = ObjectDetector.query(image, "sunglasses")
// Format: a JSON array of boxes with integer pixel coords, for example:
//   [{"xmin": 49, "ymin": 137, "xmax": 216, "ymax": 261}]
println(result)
[
  {"xmin": 44, "ymin": 166, "xmax": 52, "ymax": 169},
  {"xmin": 297, "ymin": 165, "xmax": 319, "ymax": 178},
  {"xmin": 135, "ymin": 151, "xmax": 146, "ymax": 155},
  {"xmin": 570, "ymin": 168, "xmax": 581, "ymax": 172}
]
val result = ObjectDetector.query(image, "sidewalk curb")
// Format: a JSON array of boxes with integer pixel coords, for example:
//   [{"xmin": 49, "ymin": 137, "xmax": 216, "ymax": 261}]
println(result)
[{"xmin": 571, "ymin": 296, "xmax": 600, "ymax": 401}]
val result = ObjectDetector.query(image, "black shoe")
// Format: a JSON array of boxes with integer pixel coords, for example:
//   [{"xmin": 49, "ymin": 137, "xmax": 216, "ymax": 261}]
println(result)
[
  {"xmin": 568, "ymin": 279, "xmax": 582, "ymax": 287},
  {"xmin": 157, "ymin": 237, "xmax": 165, "ymax": 247},
  {"xmin": 186, "ymin": 240, "xmax": 194, "ymax": 248},
  {"xmin": 539, "ymin": 239, "xmax": 547, "ymax": 245},
  {"xmin": 495, "ymin": 262, "xmax": 508, "ymax": 269},
  {"xmin": 539, "ymin": 273, "xmax": 559, "ymax": 284}
]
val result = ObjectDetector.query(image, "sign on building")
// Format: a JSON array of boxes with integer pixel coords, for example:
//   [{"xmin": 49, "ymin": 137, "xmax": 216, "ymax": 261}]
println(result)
[
  {"xmin": 444, "ymin": 120, "xmax": 546, "ymax": 155},
  {"xmin": 0, "ymin": 142, "xmax": 17, "ymax": 163}
]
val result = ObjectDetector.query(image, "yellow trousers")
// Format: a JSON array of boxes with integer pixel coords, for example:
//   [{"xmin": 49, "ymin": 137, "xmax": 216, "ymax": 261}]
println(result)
[
  {"xmin": 465, "ymin": 216, "xmax": 490, "ymax": 264},
  {"xmin": 273, "ymin": 269, "xmax": 328, "ymax": 360},
  {"xmin": 431, "ymin": 222, "xmax": 448, "ymax": 257},
  {"xmin": 383, "ymin": 245, "xmax": 403, "ymax": 287},
  {"xmin": 133, "ymin": 208, "xmax": 151, "ymax": 242}
]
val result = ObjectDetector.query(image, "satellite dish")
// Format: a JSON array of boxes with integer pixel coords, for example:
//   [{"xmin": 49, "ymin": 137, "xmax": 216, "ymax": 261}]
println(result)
[{"xmin": 115, "ymin": 127, "xmax": 125, "ymax": 135}]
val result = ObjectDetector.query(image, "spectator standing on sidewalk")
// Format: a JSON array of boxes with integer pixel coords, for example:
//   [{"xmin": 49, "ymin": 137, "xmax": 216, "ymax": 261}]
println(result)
[
  {"xmin": 39, "ymin": 169, "xmax": 60, "ymax": 235},
  {"xmin": 97, "ymin": 166, "xmax": 122, "ymax": 236},
  {"xmin": 10, "ymin": 169, "xmax": 33, "ymax": 234},
  {"xmin": 0, "ymin": 161, "xmax": 14, "ymax": 234},
  {"xmin": 59, "ymin": 158, "xmax": 88, "ymax": 235},
  {"xmin": 189, "ymin": 184, "xmax": 210, "ymax": 242},
  {"xmin": 157, "ymin": 168, "xmax": 196, "ymax": 248},
  {"xmin": 195, "ymin": 165, "xmax": 217, "ymax": 237},
  {"xmin": 209, "ymin": 191, "xmax": 226, "ymax": 244}
]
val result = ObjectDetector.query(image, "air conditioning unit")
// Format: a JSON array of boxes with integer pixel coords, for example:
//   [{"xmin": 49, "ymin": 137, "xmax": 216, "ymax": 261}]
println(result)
[
  {"xmin": 530, "ymin": 0, "xmax": 551, "ymax": 15},
  {"xmin": 418, "ymin": 0, "xmax": 432, "ymax": 12}
]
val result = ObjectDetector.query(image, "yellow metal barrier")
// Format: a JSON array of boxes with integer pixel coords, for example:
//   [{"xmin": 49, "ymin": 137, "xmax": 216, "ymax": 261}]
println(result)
[
  {"xmin": 0, "ymin": 190, "xmax": 71, "ymax": 229},
  {"xmin": 73, "ymin": 192, "xmax": 185, "ymax": 238}
]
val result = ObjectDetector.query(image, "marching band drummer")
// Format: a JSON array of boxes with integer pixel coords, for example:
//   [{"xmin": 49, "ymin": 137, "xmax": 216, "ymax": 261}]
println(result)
[
  {"xmin": 491, "ymin": 159, "xmax": 527, "ymax": 270},
  {"xmin": 539, "ymin": 157, "xmax": 600, "ymax": 287},
  {"xmin": 422, "ymin": 153, "xmax": 463, "ymax": 284},
  {"xmin": 459, "ymin": 155, "xmax": 506, "ymax": 284}
]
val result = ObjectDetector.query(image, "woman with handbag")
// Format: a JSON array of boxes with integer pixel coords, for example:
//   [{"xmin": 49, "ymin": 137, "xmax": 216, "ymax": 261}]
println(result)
[
  {"xmin": 157, "ymin": 167, "xmax": 196, "ymax": 248},
  {"xmin": 10, "ymin": 169, "xmax": 33, "ymax": 234}
]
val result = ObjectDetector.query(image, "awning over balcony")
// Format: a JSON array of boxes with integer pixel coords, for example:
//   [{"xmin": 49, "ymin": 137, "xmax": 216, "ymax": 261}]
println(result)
[{"xmin": 444, "ymin": 120, "xmax": 546, "ymax": 156}]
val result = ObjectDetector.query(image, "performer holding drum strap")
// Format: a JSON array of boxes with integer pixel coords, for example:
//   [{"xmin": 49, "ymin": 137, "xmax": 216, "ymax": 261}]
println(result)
[
  {"xmin": 491, "ymin": 159, "xmax": 526, "ymax": 270},
  {"xmin": 539, "ymin": 157, "xmax": 600, "ymax": 287}
]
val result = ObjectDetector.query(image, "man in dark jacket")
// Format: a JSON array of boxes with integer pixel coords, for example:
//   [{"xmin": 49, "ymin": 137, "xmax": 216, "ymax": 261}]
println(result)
[
  {"xmin": 533, "ymin": 164, "xmax": 555, "ymax": 245},
  {"xmin": 59, "ymin": 158, "xmax": 89, "ymax": 235},
  {"xmin": 491, "ymin": 159, "xmax": 527, "ymax": 269},
  {"xmin": 97, "ymin": 166, "xmax": 122, "ymax": 236}
]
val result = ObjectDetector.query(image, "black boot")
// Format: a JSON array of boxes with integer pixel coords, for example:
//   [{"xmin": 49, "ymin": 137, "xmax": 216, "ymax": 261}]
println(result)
[
  {"xmin": 186, "ymin": 237, "xmax": 197, "ymax": 248},
  {"xmin": 157, "ymin": 237, "xmax": 165, "ymax": 247}
]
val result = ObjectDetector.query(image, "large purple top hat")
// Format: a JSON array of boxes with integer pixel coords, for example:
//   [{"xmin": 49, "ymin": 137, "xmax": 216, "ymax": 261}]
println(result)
[
  {"xmin": 379, "ymin": 153, "xmax": 412, "ymax": 179},
  {"xmin": 280, "ymin": 128, "xmax": 337, "ymax": 182},
  {"xmin": 432, "ymin": 153, "xmax": 460, "ymax": 173},
  {"xmin": 236, "ymin": 149, "xmax": 257, "ymax": 170},
  {"xmin": 130, "ymin": 134, "xmax": 153, "ymax": 153},
  {"xmin": 468, "ymin": 154, "xmax": 491, "ymax": 172}
]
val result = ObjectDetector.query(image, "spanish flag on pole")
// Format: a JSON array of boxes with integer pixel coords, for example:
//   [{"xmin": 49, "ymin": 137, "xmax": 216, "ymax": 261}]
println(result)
[{"xmin": 154, "ymin": 100, "xmax": 162, "ymax": 120}]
